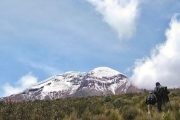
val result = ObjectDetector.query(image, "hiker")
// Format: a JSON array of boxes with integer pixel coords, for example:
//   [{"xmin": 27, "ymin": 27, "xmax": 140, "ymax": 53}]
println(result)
[
  {"xmin": 146, "ymin": 92, "xmax": 157, "ymax": 105},
  {"xmin": 154, "ymin": 82, "xmax": 170, "ymax": 112},
  {"xmin": 146, "ymin": 91, "xmax": 157, "ymax": 114}
]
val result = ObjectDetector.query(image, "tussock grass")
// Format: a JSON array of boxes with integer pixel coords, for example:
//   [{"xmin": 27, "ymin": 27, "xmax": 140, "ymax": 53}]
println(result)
[{"xmin": 0, "ymin": 89, "xmax": 179, "ymax": 120}]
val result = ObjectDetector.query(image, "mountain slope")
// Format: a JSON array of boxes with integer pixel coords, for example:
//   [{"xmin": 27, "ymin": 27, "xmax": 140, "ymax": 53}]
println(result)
[
  {"xmin": 3, "ymin": 67, "xmax": 139, "ymax": 102},
  {"xmin": 1, "ymin": 89, "xmax": 179, "ymax": 120}
]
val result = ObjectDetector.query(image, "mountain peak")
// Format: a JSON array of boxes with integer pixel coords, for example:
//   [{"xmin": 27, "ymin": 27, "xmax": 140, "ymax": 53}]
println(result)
[
  {"xmin": 2, "ymin": 67, "xmax": 139, "ymax": 102},
  {"xmin": 90, "ymin": 67, "xmax": 121, "ymax": 78}
]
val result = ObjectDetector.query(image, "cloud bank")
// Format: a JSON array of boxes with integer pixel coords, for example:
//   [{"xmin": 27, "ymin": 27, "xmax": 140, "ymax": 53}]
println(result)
[
  {"xmin": 2, "ymin": 73, "xmax": 38, "ymax": 97},
  {"xmin": 131, "ymin": 14, "xmax": 180, "ymax": 89},
  {"xmin": 87, "ymin": 0, "xmax": 139, "ymax": 39}
]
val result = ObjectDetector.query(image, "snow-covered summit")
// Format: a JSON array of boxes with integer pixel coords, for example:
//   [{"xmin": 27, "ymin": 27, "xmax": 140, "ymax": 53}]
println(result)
[
  {"xmin": 2, "ymin": 67, "xmax": 139, "ymax": 102},
  {"xmin": 89, "ymin": 67, "xmax": 121, "ymax": 78}
]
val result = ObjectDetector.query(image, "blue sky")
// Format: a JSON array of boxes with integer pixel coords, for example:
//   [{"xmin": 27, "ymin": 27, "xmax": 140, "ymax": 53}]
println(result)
[{"xmin": 0, "ymin": 0, "xmax": 180, "ymax": 96}]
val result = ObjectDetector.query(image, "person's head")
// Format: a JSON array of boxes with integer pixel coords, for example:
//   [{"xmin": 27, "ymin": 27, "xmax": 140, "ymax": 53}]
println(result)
[{"xmin": 156, "ymin": 82, "xmax": 160, "ymax": 87}]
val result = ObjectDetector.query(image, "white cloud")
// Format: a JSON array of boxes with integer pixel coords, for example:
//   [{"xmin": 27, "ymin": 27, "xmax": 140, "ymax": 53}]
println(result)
[
  {"xmin": 2, "ymin": 73, "xmax": 38, "ymax": 96},
  {"xmin": 87, "ymin": 0, "xmax": 139, "ymax": 39},
  {"xmin": 131, "ymin": 14, "xmax": 180, "ymax": 89}
]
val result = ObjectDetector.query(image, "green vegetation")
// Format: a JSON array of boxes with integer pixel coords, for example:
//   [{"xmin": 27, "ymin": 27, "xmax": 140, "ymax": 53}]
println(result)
[{"xmin": 0, "ymin": 89, "xmax": 179, "ymax": 120}]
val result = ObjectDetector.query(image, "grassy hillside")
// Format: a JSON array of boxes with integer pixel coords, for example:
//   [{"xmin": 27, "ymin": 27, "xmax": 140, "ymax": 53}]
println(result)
[{"xmin": 0, "ymin": 89, "xmax": 179, "ymax": 120}]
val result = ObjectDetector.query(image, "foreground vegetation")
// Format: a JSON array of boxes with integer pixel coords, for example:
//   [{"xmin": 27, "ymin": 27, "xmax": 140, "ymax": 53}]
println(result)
[{"xmin": 0, "ymin": 89, "xmax": 179, "ymax": 120}]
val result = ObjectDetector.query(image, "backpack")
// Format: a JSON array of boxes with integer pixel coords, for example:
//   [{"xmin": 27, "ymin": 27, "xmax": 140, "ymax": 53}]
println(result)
[
  {"xmin": 156, "ymin": 86, "xmax": 169, "ymax": 103},
  {"xmin": 146, "ymin": 93, "xmax": 157, "ymax": 105}
]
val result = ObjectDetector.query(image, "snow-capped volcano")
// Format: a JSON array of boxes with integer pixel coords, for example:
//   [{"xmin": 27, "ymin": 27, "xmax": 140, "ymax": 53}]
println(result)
[
  {"xmin": 3, "ymin": 67, "xmax": 139, "ymax": 102},
  {"xmin": 89, "ymin": 67, "xmax": 121, "ymax": 78}
]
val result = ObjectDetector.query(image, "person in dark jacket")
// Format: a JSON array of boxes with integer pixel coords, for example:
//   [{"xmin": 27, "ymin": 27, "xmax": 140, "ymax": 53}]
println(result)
[{"xmin": 154, "ymin": 82, "xmax": 163, "ymax": 112}]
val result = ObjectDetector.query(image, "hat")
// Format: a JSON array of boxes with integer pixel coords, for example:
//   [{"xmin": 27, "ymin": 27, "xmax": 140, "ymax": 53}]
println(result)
[{"xmin": 156, "ymin": 82, "xmax": 160, "ymax": 86}]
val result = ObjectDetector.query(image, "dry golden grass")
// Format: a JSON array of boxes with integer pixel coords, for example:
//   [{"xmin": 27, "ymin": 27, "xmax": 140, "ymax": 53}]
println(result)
[{"xmin": 0, "ymin": 89, "xmax": 179, "ymax": 120}]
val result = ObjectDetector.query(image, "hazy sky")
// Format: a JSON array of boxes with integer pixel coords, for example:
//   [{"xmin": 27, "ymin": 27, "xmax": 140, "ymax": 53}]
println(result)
[{"xmin": 0, "ymin": 0, "xmax": 180, "ymax": 96}]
